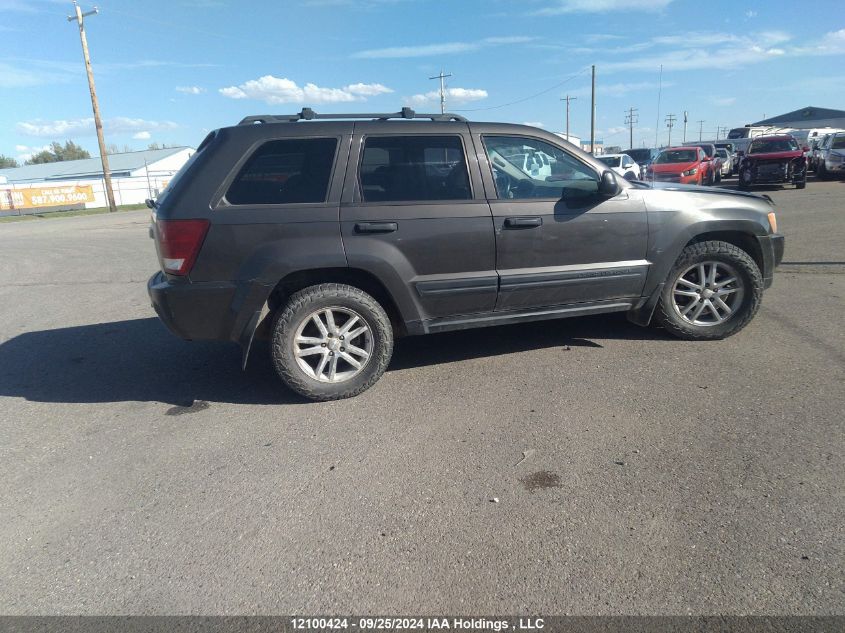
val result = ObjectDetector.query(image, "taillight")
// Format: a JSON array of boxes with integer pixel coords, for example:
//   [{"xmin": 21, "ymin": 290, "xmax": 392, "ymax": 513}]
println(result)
[{"xmin": 157, "ymin": 219, "xmax": 209, "ymax": 275}]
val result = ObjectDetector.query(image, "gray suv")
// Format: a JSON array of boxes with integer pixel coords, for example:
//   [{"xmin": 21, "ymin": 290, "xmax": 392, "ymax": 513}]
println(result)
[{"xmin": 148, "ymin": 108, "xmax": 784, "ymax": 400}]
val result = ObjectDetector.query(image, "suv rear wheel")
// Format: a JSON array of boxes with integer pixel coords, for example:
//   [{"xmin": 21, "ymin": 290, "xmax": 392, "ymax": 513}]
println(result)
[
  {"xmin": 271, "ymin": 283, "xmax": 393, "ymax": 401},
  {"xmin": 655, "ymin": 241, "xmax": 763, "ymax": 340}
]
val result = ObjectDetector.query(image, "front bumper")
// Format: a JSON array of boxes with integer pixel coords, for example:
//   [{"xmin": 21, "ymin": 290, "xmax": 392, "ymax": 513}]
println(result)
[
  {"xmin": 148, "ymin": 271, "xmax": 271, "ymax": 343},
  {"xmin": 649, "ymin": 173, "xmax": 698, "ymax": 185},
  {"xmin": 756, "ymin": 233, "xmax": 785, "ymax": 289}
]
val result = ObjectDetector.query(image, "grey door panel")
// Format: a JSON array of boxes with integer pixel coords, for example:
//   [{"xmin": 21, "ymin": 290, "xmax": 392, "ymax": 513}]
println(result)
[
  {"xmin": 341, "ymin": 205, "xmax": 497, "ymax": 319},
  {"xmin": 491, "ymin": 194, "xmax": 650, "ymax": 310}
]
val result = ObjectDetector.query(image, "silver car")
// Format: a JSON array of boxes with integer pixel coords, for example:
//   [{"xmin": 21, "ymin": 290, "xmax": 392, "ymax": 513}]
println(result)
[
  {"xmin": 817, "ymin": 132, "xmax": 845, "ymax": 180},
  {"xmin": 715, "ymin": 149, "xmax": 732, "ymax": 177}
]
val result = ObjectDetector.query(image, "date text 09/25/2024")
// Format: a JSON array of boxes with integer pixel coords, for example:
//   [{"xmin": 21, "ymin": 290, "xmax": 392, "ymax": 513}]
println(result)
[{"xmin": 289, "ymin": 617, "xmax": 546, "ymax": 631}]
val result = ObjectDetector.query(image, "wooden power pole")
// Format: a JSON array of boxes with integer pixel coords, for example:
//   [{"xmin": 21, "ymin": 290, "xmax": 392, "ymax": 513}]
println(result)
[
  {"xmin": 561, "ymin": 95, "xmax": 577, "ymax": 143},
  {"xmin": 589, "ymin": 65, "xmax": 596, "ymax": 154},
  {"xmin": 429, "ymin": 70, "xmax": 452, "ymax": 115},
  {"xmin": 68, "ymin": 2, "xmax": 116, "ymax": 213}
]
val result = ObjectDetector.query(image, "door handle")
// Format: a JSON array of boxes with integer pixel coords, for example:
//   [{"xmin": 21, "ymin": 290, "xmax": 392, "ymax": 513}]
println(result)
[
  {"xmin": 504, "ymin": 216, "xmax": 543, "ymax": 229},
  {"xmin": 354, "ymin": 222, "xmax": 398, "ymax": 234}
]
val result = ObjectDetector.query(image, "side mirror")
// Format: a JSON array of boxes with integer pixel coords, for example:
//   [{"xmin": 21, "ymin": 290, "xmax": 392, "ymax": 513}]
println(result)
[{"xmin": 598, "ymin": 170, "xmax": 620, "ymax": 197}]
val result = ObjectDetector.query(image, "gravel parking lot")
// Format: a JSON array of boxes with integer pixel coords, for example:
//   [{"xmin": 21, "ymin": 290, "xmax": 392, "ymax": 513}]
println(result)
[{"xmin": 1, "ymin": 178, "xmax": 843, "ymax": 615}]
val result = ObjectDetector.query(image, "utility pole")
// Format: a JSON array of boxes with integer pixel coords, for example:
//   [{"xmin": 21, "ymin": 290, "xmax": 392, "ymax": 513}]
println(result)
[
  {"xmin": 717, "ymin": 126, "xmax": 729, "ymax": 139},
  {"xmin": 560, "ymin": 95, "xmax": 577, "ymax": 142},
  {"xmin": 682, "ymin": 111, "xmax": 688, "ymax": 143},
  {"xmin": 624, "ymin": 107, "xmax": 638, "ymax": 149},
  {"xmin": 68, "ymin": 2, "xmax": 116, "ymax": 213},
  {"xmin": 429, "ymin": 69, "xmax": 452, "ymax": 114},
  {"xmin": 590, "ymin": 65, "xmax": 596, "ymax": 154},
  {"xmin": 665, "ymin": 113, "xmax": 676, "ymax": 147},
  {"xmin": 697, "ymin": 119, "xmax": 705, "ymax": 141},
  {"xmin": 654, "ymin": 64, "xmax": 663, "ymax": 148}
]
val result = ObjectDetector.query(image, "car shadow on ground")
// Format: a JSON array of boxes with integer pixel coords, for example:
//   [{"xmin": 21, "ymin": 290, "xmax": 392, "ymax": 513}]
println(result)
[{"xmin": 0, "ymin": 314, "xmax": 672, "ymax": 406}]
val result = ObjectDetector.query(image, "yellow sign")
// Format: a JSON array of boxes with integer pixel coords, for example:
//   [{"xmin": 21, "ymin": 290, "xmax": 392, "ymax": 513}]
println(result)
[{"xmin": 0, "ymin": 185, "xmax": 96, "ymax": 210}]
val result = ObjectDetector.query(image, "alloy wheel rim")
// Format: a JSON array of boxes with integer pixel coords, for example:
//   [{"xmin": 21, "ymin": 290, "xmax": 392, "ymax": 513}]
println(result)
[
  {"xmin": 672, "ymin": 261, "xmax": 744, "ymax": 326},
  {"xmin": 293, "ymin": 307, "xmax": 373, "ymax": 383}
]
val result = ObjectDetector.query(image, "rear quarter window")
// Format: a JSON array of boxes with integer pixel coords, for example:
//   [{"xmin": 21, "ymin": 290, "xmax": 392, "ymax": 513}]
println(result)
[{"xmin": 226, "ymin": 137, "xmax": 337, "ymax": 205}]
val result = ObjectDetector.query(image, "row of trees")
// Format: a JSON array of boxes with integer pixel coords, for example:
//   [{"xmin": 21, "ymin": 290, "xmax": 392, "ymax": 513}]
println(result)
[{"xmin": 0, "ymin": 141, "xmax": 174, "ymax": 169}]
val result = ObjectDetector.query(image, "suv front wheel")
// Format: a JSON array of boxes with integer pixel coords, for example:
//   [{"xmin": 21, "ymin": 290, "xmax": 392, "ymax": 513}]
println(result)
[
  {"xmin": 271, "ymin": 283, "xmax": 394, "ymax": 401},
  {"xmin": 655, "ymin": 241, "xmax": 763, "ymax": 340}
]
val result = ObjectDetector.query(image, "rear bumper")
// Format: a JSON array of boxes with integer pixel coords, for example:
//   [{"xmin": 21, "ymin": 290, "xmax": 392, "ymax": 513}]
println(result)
[
  {"xmin": 147, "ymin": 271, "xmax": 271, "ymax": 343},
  {"xmin": 756, "ymin": 233, "xmax": 785, "ymax": 289}
]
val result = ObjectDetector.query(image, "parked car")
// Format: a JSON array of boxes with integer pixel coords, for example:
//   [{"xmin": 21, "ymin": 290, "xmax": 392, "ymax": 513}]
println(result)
[
  {"xmin": 646, "ymin": 147, "xmax": 710, "ymax": 185},
  {"xmin": 596, "ymin": 153, "xmax": 641, "ymax": 180},
  {"xmin": 809, "ymin": 134, "xmax": 831, "ymax": 172},
  {"xmin": 738, "ymin": 134, "xmax": 808, "ymax": 190},
  {"xmin": 715, "ymin": 148, "xmax": 733, "ymax": 178},
  {"xmin": 714, "ymin": 141, "xmax": 738, "ymax": 174},
  {"xmin": 147, "ymin": 108, "xmax": 784, "ymax": 400},
  {"xmin": 623, "ymin": 148, "xmax": 660, "ymax": 172},
  {"xmin": 698, "ymin": 143, "xmax": 722, "ymax": 184},
  {"xmin": 816, "ymin": 132, "xmax": 845, "ymax": 180}
]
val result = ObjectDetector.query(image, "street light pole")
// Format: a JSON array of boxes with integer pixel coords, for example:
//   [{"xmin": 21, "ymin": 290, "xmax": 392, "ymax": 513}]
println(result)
[{"xmin": 68, "ymin": 2, "xmax": 116, "ymax": 213}]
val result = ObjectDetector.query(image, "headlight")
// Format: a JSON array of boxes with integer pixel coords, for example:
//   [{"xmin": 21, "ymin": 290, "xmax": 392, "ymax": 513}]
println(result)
[{"xmin": 682, "ymin": 168, "xmax": 698, "ymax": 176}]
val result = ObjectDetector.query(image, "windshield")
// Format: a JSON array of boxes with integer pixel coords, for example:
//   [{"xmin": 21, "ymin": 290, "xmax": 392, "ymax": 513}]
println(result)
[
  {"xmin": 716, "ymin": 149, "xmax": 729, "ymax": 158},
  {"xmin": 831, "ymin": 136, "xmax": 845, "ymax": 150},
  {"xmin": 625, "ymin": 149, "xmax": 653, "ymax": 162},
  {"xmin": 598, "ymin": 156, "xmax": 621, "ymax": 168},
  {"xmin": 655, "ymin": 149, "xmax": 697, "ymax": 164},
  {"xmin": 728, "ymin": 128, "xmax": 751, "ymax": 139},
  {"xmin": 749, "ymin": 138, "xmax": 798, "ymax": 154}
]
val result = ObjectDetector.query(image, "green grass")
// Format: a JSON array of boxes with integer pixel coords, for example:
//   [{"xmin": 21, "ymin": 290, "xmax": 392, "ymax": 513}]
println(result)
[{"xmin": 0, "ymin": 203, "xmax": 148, "ymax": 223}]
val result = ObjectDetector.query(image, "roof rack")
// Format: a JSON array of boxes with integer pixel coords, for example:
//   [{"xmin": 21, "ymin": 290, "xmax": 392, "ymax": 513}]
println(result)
[{"xmin": 238, "ymin": 107, "xmax": 467, "ymax": 125}]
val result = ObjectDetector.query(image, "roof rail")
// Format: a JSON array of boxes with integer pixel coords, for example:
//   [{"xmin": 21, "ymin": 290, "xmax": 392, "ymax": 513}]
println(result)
[{"xmin": 238, "ymin": 107, "xmax": 467, "ymax": 125}]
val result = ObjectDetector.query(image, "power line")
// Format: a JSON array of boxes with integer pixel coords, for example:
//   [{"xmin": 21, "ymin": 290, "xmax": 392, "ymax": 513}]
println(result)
[
  {"xmin": 429, "ymin": 70, "xmax": 452, "ymax": 115},
  {"xmin": 624, "ymin": 107, "xmax": 639, "ymax": 150},
  {"xmin": 455, "ymin": 67, "xmax": 589, "ymax": 112},
  {"xmin": 68, "ymin": 1, "xmax": 116, "ymax": 213}
]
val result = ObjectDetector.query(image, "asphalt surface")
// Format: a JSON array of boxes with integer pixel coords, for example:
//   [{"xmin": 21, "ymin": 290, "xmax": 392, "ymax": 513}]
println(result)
[{"xmin": 1, "ymin": 178, "xmax": 843, "ymax": 615}]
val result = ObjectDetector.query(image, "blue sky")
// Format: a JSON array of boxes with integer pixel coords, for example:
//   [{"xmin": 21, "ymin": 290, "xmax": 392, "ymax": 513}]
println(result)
[{"xmin": 2, "ymin": 0, "xmax": 844, "ymax": 161}]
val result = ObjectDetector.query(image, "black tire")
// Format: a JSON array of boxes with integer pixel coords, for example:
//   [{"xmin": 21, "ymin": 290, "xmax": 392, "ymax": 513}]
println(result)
[
  {"xmin": 738, "ymin": 168, "xmax": 752, "ymax": 190},
  {"xmin": 655, "ymin": 241, "xmax": 763, "ymax": 341},
  {"xmin": 715, "ymin": 170, "xmax": 722, "ymax": 183},
  {"xmin": 796, "ymin": 171, "xmax": 807, "ymax": 189},
  {"xmin": 271, "ymin": 283, "xmax": 393, "ymax": 401},
  {"xmin": 624, "ymin": 172, "xmax": 636, "ymax": 181}
]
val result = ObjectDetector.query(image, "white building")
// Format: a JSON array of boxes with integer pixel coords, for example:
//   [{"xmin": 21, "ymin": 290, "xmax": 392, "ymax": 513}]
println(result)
[{"xmin": 0, "ymin": 147, "xmax": 194, "ymax": 214}]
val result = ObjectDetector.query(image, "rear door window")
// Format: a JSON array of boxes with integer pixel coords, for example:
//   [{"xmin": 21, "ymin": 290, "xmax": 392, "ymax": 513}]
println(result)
[
  {"xmin": 226, "ymin": 137, "xmax": 337, "ymax": 205},
  {"xmin": 359, "ymin": 135, "xmax": 471, "ymax": 202}
]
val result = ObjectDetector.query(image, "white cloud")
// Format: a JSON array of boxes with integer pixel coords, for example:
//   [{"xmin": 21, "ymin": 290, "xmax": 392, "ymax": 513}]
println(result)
[
  {"xmin": 713, "ymin": 97, "xmax": 737, "ymax": 106},
  {"xmin": 176, "ymin": 86, "xmax": 205, "ymax": 94},
  {"xmin": 534, "ymin": 0, "xmax": 673, "ymax": 15},
  {"xmin": 353, "ymin": 36, "xmax": 534, "ymax": 59},
  {"xmin": 13, "ymin": 143, "xmax": 51, "ymax": 163},
  {"xmin": 133, "ymin": 131, "xmax": 152, "ymax": 140},
  {"xmin": 745, "ymin": 10, "xmax": 757, "ymax": 18},
  {"xmin": 598, "ymin": 30, "xmax": 805, "ymax": 73},
  {"xmin": 522, "ymin": 121, "xmax": 545, "ymax": 128},
  {"xmin": 406, "ymin": 87, "xmax": 488, "ymax": 106},
  {"xmin": 344, "ymin": 82, "xmax": 394, "ymax": 96},
  {"xmin": 16, "ymin": 117, "xmax": 178, "ymax": 137},
  {"xmin": 219, "ymin": 75, "xmax": 393, "ymax": 104}
]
